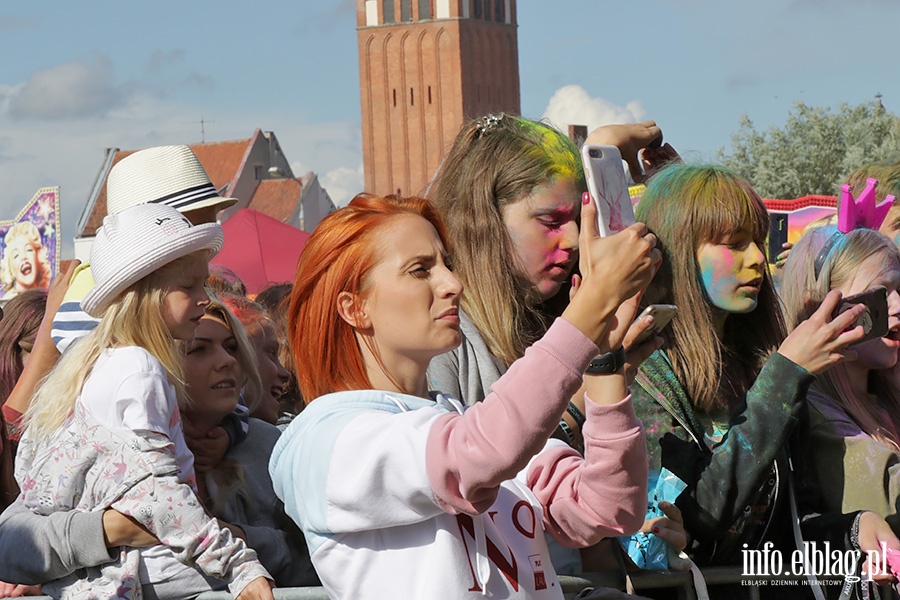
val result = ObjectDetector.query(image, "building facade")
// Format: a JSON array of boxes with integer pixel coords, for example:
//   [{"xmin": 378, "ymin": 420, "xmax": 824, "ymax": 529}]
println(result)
[
  {"xmin": 74, "ymin": 130, "xmax": 335, "ymax": 262},
  {"xmin": 356, "ymin": 0, "xmax": 520, "ymax": 197}
]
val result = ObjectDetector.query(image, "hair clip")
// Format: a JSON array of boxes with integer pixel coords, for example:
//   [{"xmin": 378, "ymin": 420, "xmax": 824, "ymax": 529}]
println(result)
[
  {"xmin": 813, "ymin": 178, "xmax": 895, "ymax": 279},
  {"xmin": 474, "ymin": 113, "xmax": 504, "ymax": 138}
]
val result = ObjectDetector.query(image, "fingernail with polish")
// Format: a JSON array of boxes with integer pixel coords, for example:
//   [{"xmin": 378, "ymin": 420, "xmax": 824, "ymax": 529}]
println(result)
[
  {"xmin": 652, "ymin": 527, "xmax": 660, "ymax": 534},
  {"xmin": 582, "ymin": 192, "xmax": 590, "ymax": 205}
]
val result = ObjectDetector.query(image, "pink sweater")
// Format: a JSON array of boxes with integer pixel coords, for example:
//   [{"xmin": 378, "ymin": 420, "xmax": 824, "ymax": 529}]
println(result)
[
  {"xmin": 271, "ymin": 317, "xmax": 648, "ymax": 599},
  {"xmin": 427, "ymin": 317, "xmax": 648, "ymax": 545}
]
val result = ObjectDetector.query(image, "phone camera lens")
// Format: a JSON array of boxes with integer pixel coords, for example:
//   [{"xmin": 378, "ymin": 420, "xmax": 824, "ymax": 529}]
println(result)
[{"xmin": 588, "ymin": 149, "xmax": 600, "ymax": 158}]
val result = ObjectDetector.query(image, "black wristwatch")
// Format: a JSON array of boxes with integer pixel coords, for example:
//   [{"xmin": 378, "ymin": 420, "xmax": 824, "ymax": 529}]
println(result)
[{"xmin": 585, "ymin": 346, "xmax": 626, "ymax": 374}]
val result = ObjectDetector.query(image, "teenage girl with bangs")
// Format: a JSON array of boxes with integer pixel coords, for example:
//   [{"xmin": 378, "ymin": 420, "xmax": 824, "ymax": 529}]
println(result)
[{"xmin": 629, "ymin": 164, "xmax": 887, "ymax": 587}]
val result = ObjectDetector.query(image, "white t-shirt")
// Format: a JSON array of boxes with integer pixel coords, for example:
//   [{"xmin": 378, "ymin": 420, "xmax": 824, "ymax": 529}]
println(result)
[{"xmin": 80, "ymin": 346, "xmax": 196, "ymax": 584}]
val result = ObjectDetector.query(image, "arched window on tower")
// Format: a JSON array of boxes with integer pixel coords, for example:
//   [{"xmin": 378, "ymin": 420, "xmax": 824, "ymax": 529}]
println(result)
[
  {"xmin": 384, "ymin": 0, "xmax": 395, "ymax": 23},
  {"xmin": 401, "ymin": 0, "xmax": 412, "ymax": 21},
  {"xmin": 473, "ymin": 0, "xmax": 483, "ymax": 19},
  {"xmin": 494, "ymin": 0, "xmax": 503, "ymax": 21}
]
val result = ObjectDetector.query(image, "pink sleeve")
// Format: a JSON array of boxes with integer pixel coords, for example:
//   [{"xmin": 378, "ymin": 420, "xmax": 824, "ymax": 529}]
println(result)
[
  {"xmin": 425, "ymin": 318, "xmax": 599, "ymax": 515},
  {"xmin": 526, "ymin": 394, "xmax": 647, "ymax": 547}
]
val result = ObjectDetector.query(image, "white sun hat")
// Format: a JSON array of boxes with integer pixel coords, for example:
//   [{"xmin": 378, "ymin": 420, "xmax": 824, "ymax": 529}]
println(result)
[
  {"xmin": 81, "ymin": 203, "xmax": 223, "ymax": 317},
  {"xmin": 106, "ymin": 145, "xmax": 238, "ymax": 216}
]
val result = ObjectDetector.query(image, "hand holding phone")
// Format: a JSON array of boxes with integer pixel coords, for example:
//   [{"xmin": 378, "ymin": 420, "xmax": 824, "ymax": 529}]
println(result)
[
  {"xmin": 581, "ymin": 144, "xmax": 636, "ymax": 237},
  {"xmin": 832, "ymin": 286, "xmax": 889, "ymax": 346},
  {"xmin": 632, "ymin": 304, "xmax": 677, "ymax": 346}
]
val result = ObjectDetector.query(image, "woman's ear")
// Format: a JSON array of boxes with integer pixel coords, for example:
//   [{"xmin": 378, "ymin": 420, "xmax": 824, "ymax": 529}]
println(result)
[{"xmin": 337, "ymin": 291, "xmax": 371, "ymax": 329}]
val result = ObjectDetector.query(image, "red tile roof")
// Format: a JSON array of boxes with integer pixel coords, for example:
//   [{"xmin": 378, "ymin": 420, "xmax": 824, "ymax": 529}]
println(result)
[
  {"xmin": 190, "ymin": 138, "xmax": 252, "ymax": 193},
  {"xmin": 79, "ymin": 137, "xmax": 253, "ymax": 237},
  {"xmin": 248, "ymin": 178, "xmax": 303, "ymax": 222}
]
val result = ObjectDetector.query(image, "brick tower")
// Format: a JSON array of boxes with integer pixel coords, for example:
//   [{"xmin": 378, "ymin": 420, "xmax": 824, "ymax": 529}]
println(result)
[{"xmin": 356, "ymin": 0, "xmax": 520, "ymax": 197}]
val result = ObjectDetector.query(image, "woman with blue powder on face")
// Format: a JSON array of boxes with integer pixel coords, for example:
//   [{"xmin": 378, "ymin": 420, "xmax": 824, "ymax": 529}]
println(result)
[{"xmin": 627, "ymin": 164, "xmax": 896, "ymax": 597}]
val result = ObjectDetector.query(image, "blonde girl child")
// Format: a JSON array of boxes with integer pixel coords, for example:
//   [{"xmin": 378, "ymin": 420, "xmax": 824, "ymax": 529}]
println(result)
[
  {"xmin": 781, "ymin": 222, "xmax": 900, "ymax": 541},
  {"xmin": 14, "ymin": 203, "xmax": 272, "ymax": 600}
]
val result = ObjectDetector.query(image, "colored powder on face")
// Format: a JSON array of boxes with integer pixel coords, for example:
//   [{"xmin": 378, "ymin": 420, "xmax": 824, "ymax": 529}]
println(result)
[{"xmin": 698, "ymin": 245, "xmax": 740, "ymax": 307}]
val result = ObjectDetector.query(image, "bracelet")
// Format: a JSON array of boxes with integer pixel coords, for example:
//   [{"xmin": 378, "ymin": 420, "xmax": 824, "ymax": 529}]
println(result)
[
  {"xmin": 557, "ymin": 419, "xmax": 576, "ymax": 446},
  {"xmin": 566, "ymin": 402, "xmax": 586, "ymax": 429},
  {"xmin": 850, "ymin": 512, "xmax": 863, "ymax": 551},
  {"xmin": 586, "ymin": 346, "xmax": 626, "ymax": 374}
]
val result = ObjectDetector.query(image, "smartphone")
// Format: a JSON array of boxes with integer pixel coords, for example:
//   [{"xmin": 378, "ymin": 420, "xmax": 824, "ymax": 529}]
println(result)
[
  {"xmin": 581, "ymin": 144, "xmax": 635, "ymax": 237},
  {"xmin": 632, "ymin": 304, "xmax": 677, "ymax": 346},
  {"xmin": 833, "ymin": 286, "xmax": 889, "ymax": 346}
]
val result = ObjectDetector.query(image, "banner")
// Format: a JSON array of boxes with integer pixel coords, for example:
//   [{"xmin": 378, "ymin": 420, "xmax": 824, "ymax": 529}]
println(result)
[
  {"xmin": 763, "ymin": 196, "xmax": 837, "ymax": 262},
  {"xmin": 0, "ymin": 187, "xmax": 61, "ymax": 301}
]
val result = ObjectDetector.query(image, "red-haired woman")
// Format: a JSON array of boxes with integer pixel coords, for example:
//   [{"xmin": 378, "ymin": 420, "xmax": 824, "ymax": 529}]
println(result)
[{"xmin": 270, "ymin": 193, "xmax": 660, "ymax": 599}]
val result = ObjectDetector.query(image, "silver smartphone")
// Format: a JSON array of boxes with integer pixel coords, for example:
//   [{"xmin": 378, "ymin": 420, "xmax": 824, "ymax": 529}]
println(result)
[{"xmin": 632, "ymin": 304, "xmax": 677, "ymax": 345}]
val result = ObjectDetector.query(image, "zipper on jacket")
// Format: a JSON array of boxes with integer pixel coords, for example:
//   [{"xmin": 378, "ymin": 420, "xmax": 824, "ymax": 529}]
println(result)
[{"xmin": 755, "ymin": 458, "xmax": 779, "ymax": 549}]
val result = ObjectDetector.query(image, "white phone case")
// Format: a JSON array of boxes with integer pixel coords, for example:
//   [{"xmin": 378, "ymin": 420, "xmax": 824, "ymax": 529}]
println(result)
[{"xmin": 581, "ymin": 144, "xmax": 635, "ymax": 236}]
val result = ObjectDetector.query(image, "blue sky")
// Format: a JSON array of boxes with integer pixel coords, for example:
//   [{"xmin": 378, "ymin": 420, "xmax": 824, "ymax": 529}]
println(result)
[{"xmin": 1, "ymin": 0, "xmax": 898, "ymax": 257}]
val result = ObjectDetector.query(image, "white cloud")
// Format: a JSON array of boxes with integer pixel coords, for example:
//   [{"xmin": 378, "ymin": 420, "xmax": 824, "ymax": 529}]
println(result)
[
  {"xmin": 319, "ymin": 164, "xmax": 364, "ymax": 207},
  {"xmin": 541, "ymin": 84, "xmax": 646, "ymax": 132},
  {"xmin": 7, "ymin": 57, "xmax": 128, "ymax": 120}
]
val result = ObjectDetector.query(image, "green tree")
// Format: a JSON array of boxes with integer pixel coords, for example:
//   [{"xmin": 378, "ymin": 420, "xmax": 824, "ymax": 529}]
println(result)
[{"xmin": 717, "ymin": 99, "xmax": 900, "ymax": 198}]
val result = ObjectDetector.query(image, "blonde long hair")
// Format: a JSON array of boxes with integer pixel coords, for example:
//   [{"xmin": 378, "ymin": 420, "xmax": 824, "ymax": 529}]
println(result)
[
  {"xmin": 24, "ymin": 254, "xmax": 204, "ymax": 441},
  {"xmin": 185, "ymin": 298, "xmax": 259, "ymax": 514},
  {"xmin": 781, "ymin": 226, "xmax": 900, "ymax": 450}
]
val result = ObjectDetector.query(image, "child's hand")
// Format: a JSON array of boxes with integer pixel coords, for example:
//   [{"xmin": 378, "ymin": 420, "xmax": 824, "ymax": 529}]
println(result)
[
  {"xmin": 184, "ymin": 425, "xmax": 229, "ymax": 473},
  {"xmin": 236, "ymin": 577, "xmax": 274, "ymax": 600},
  {"xmin": 0, "ymin": 582, "xmax": 42, "ymax": 597},
  {"xmin": 641, "ymin": 501, "xmax": 687, "ymax": 553}
]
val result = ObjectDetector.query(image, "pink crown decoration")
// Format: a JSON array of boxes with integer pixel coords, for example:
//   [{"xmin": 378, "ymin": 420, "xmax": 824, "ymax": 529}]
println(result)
[{"xmin": 837, "ymin": 178, "xmax": 894, "ymax": 233}]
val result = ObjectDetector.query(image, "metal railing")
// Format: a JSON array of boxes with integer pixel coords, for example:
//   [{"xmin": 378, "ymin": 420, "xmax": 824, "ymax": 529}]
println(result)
[{"xmin": 10, "ymin": 567, "xmax": 860, "ymax": 600}]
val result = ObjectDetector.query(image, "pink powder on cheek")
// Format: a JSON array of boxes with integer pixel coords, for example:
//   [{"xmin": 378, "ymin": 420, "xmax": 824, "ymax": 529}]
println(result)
[
  {"xmin": 703, "ymin": 246, "xmax": 739, "ymax": 283},
  {"xmin": 698, "ymin": 246, "xmax": 742, "ymax": 308}
]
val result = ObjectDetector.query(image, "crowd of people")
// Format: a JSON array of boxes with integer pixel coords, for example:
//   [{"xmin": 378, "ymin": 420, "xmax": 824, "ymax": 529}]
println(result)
[{"xmin": 0, "ymin": 115, "xmax": 898, "ymax": 600}]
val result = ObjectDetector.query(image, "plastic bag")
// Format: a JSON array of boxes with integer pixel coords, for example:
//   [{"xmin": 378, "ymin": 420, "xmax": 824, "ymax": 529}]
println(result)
[{"xmin": 619, "ymin": 468, "xmax": 687, "ymax": 570}]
